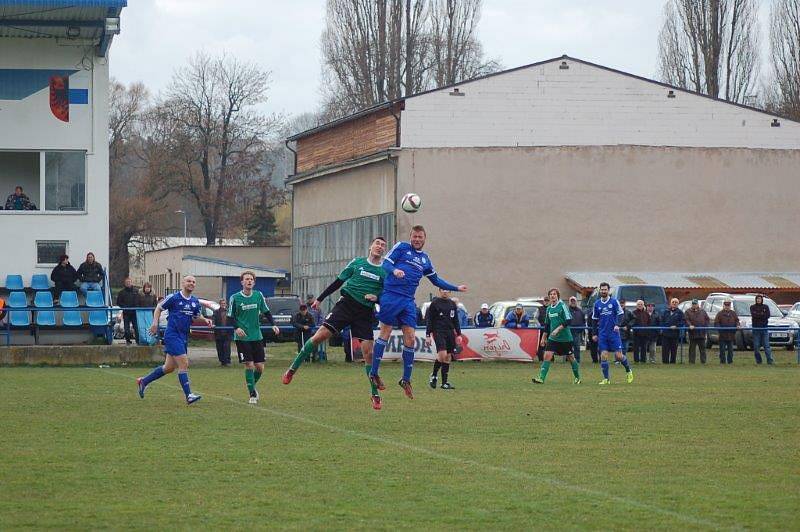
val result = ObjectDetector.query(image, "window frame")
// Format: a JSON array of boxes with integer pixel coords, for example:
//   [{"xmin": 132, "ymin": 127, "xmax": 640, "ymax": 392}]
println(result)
[{"xmin": 0, "ymin": 149, "xmax": 87, "ymax": 214}]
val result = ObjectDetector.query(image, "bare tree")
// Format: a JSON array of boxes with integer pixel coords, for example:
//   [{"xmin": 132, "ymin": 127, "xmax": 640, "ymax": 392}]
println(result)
[
  {"xmin": 656, "ymin": 0, "xmax": 759, "ymax": 103},
  {"xmin": 766, "ymin": 0, "xmax": 800, "ymax": 119},
  {"xmin": 153, "ymin": 52, "xmax": 282, "ymax": 244}
]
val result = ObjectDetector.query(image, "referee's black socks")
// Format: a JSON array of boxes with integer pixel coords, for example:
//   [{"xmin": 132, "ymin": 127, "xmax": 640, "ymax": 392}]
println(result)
[
  {"xmin": 441, "ymin": 363, "xmax": 450, "ymax": 383},
  {"xmin": 432, "ymin": 360, "xmax": 442, "ymax": 377}
]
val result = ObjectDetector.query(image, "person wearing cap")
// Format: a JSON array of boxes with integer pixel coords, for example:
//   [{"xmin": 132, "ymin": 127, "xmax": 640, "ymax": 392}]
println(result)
[
  {"xmin": 293, "ymin": 304, "xmax": 316, "ymax": 357},
  {"xmin": 714, "ymin": 299, "xmax": 740, "ymax": 364},
  {"xmin": 684, "ymin": 299, "xmax": 710, "ymax": 364},
  {"xmin": 474, "ymin": 303, "xmax": 495, "ymax": 328},
  {"xmin": 567, "ymin": 296, "xmax": 586, "ymax": 362},
  {"xmin": 504, "ymin": 304, "xmax": 530, "ymax": 329}
]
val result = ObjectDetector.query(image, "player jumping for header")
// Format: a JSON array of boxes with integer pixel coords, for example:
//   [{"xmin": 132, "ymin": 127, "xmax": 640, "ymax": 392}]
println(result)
[
  {"xmin": 369, "ymin": 225, "xmax": 467, "ymax": 400},
  {"xmin": 592, "ymin": 282, "xmax": 634, "ymax": 385}
]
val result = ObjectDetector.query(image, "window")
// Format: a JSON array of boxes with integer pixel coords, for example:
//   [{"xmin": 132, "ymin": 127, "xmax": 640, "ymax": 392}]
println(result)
[
  {"xmin": 45, "ymin": 152, "xmax": 85, "ymax": 211},
  {"xmin": 37, "ymin": 240, "xmax": 68, "ymax": 265},
  {"xmin": 0, "ymin": 151, "xmax": 40, "ymax": 209}
]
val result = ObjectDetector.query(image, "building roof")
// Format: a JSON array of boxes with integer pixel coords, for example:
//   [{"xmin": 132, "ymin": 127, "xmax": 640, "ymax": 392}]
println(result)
[
  {"xmin": 287, "ymin": 54, "xmax": 798, "ymax": 143},
  {"xmin": 0, "ymin": 0, "xmax": 126, "ymax": 55},
  {"xmin": 182, "ymin": 255, "xmax": 288, "ymax": 279},
  {"xmin": 565, "ymin": 272, "xmax": 800, "ymax": 291}
]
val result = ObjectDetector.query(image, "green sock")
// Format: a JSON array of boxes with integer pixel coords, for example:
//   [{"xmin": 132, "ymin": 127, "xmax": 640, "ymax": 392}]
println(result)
[
  {"xmin": 253, "ymin": 370, "xmax": 262, "ymax": 384},
  {"xmin": 290, "ymin": 339, "xmax": 316, "ymax": 371},
  {"xmin": 539, "ymin": 360, "xmax": 551, "ymax": 381},
  {"xmin": 365, "ymin": 364, "xmax": 378, "ymax": 396},
  {"xmin": 571, "ymin": 360, "xmax": 581, "ymax": 380},
  {"xmin": 245, "ymin": 368, "xmax": 255, "ymax": 394}
]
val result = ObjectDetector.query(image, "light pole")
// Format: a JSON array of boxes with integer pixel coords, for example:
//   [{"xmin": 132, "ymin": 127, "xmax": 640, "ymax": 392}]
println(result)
[{"xmin": 175, "ymin": 210, "xmax": 187, "ymax": 246}]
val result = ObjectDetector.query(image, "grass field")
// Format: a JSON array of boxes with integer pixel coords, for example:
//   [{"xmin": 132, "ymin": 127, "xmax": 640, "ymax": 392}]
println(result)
[{"xmin": 1, "ymin": 346, "xmax": 798, "ymax": 530}]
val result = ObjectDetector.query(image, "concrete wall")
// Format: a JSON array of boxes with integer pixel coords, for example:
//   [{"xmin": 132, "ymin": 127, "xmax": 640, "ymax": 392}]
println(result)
[
  {"xmin": 0, "ymin": 38, "xmax": 109, "ymax": 281},
  {"xmin": 292, "ymin": 160, "xmax": 395, "ymax": 228},
  {"xmin": 396, "ymin": 146, "xmax": 800, "ymax": 310},
  {"xmin": 401, "ymin": 58, "xmax": 800, "ymax": 150}
]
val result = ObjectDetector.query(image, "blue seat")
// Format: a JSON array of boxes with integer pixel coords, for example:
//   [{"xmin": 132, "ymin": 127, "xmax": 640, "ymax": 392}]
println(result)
[
  {"xmin": 34, "ymin": 292, "xmax": 56, "ymax": 326},
  {"xmin": 5, "ymin": 274, "xmax": 24, "ymax": 290},
  {"xmin": 59, "ymin": 291, "xmax": 79, "ymax": 307},
  {"xmin": 86, "ymin": 290, "xmax": 105, "ymax": 307},
  {"xmin": 7, "ymin": 291, "xmax": 30, "ymax": 327},
  {"xmin": 88, "ymin": 310, "xmax": 110, "ymax": 327},
  {"xmin": 31, "ymin": 274, "xmax": 50, "ymax": 290}
]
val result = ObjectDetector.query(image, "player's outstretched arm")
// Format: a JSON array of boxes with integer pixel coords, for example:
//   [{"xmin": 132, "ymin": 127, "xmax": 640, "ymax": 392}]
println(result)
[
  {"xmin": 425, "ymin": 272, "xmax": 461, "ymax": 291},
  {"xmin": 316, "ymin": 278, "xmax": 345, "ymax": 307}
]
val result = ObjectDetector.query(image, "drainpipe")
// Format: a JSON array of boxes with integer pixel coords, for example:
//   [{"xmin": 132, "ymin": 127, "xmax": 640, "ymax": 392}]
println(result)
[{"xmin": 284, "ymin": 139, "xmax": 297, "ymax": 175}]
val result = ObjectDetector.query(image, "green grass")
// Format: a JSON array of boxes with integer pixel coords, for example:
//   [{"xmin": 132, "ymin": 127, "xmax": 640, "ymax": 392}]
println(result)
[{"xmin": 1, "ymin": 351, "xmax": 798, "ymax": 530}]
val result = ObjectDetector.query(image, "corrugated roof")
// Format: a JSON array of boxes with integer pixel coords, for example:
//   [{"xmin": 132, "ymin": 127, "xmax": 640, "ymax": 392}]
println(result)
[
  {"xmin": 565, "ymin": 272, "xmax": 800, "ymax": 290},
  {"xmin": 182, "ymin": 255, "xmax": 288, "ymax": 279},
  {"xmin": 0, "ymin": 1, "xmax": 125, "ymax": 39}
]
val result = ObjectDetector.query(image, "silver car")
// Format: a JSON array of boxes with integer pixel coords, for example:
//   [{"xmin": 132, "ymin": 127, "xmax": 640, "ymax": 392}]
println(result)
[
  {"xmin": 784, "ymin": 302, "xmax": 800, "ymax": 327},
  {"xmin": 703, "ymin": 293, "xmax": 798, "ymax": 349}
]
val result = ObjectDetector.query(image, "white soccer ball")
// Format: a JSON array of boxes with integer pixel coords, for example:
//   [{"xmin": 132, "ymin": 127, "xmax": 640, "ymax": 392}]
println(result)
[{"xmin": 401, "ymin": 192, "xmax": 422, "ymax": 213}]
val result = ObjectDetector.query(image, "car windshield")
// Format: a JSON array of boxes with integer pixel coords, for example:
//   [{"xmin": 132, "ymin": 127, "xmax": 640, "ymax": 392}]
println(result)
[
  {"xmin": 733, "ymin": 299, "xmax": 782, "ymax": 317},
  {"xmin": 616, "ymin": 286, "xmax": 667, "ymax": 305},
  {"xmin": 266, "ymin": 298, "xmax": 300, "ymax": 315}
]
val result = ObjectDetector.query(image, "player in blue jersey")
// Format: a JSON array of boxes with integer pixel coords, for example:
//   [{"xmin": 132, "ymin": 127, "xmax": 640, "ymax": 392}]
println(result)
[
  {"xmin": 369, "ymin": 225, "xmax": 467, "ymax": 399},
  {"xmin": 136, "ymin": 275, "xmax": 213, "ymax": 404},
  {"xmin": 591, "ymin": 282, "xmax": 634, "ymax": 385}
]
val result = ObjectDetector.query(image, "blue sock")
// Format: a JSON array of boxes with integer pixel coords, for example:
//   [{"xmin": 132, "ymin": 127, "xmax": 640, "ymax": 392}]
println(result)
[
  {"xmin": 401, "ymin": 346, "xmax": 415, "ymax": 382},
  {"xmin": 620, "ymin": 355, "xmax": 631, "ymax": 372},
  {"xmin": 141, "ymin": 365, "xmax": 165, "ymax": 386},
  {"xmin": 601, "ymin": 360, "xmax": 610, "ymax": 379},
  {"xmin": 370, "ymin": 338, "xmax": 387, "ymax": 377},
  {"xmin": 178, "ymin": 371, "xmax": 191, "ymax": 397}
]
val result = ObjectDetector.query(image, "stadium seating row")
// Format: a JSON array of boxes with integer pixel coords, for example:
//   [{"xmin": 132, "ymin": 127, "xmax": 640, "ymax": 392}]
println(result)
[
  {"xmin": 4, "ymin": 274, "xmax": 51, "ymax": 291},
  {"xmin": 5, "ymin": 290, "xmax": 109, "ymax": 327}
]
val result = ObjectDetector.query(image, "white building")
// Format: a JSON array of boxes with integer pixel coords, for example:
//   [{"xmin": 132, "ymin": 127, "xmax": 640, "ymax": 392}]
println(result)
[{"xmin": 0, "ymin": 1, "xmax": 126, "ymax": 287}]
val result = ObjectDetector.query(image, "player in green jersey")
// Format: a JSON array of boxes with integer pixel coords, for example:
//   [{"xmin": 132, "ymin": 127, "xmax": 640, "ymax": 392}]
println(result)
[
  {"xmin": 228, "ymin": 271, "xmax": 280, "ymax": 404},
  {"xmin": 282, "ymin": 237, "xmax": 387, "ymax": 410},
  {"xmin": 533, "ymin": 288, "xmax": 582, "ymax": 384}
]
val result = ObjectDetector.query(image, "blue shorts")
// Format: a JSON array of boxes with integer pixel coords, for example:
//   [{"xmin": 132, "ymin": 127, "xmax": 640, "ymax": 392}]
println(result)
[
  {"xmin": 163, "ymin": 334, "xmax": 188, "ymax": 356},
  {"xmin": 377, "ymin": 293, "xmax": 417, "ymax": 328},
  {"xmin": 598, "ymin": 333, "xmax": 622, "ymax": 353}
]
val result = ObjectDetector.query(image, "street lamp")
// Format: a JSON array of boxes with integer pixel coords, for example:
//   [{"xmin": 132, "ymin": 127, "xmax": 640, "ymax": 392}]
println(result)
[{"xmin": 175, "ymin": 210, "xmax": 187, "ymax": 246}]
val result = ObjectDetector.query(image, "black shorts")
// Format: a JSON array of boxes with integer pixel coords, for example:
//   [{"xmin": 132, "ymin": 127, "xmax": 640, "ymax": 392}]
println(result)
[
  {"xmin": 236, "ymin": 340, "xmax": 266, "ymax": 363},
  {"xmin": 322, "ymin": 294, "xmax": 375, "ymax": 341},
  {"xmin": 546, "ymin": 340, "xmax": 573, "ymax": 357},
  {"xmin": 432, "ymin": 330, "xmax": 457, "ymax": 353}
]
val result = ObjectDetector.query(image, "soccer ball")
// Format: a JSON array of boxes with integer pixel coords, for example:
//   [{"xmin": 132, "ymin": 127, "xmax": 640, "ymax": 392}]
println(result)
[{"xmin": 401, "ymin": 193, "xmax": 422, "ymax": 213}]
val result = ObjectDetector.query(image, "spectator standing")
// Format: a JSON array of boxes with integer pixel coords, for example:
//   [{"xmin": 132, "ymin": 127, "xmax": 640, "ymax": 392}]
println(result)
[
  {"xmin": 568, "ymin": 296, "xmax": 585, "ymax": 362},
  {"xmin": 504, "ymin": 304, "xmax": 530, "ymax": 329},
  {"xmin": 115, "ymin": 277, "xmax": 139, "ymax": 345},
  {"xmin": 630, "ymin": 299, "xmax": 650, "ymax": 363},
  {"xmin": 293, "ymin": 304, "xmax": 316, "ymax": 360},
  {"xmin": 714, "ymin": 299, "xmax": 740, "ymax": 364},
  {"xmin": 684, "ymin": 299, "xmax": 710, "ymax": 364},
  {"xmin": 618, "ymin": 298, "xmax": 634, "ymax": 354},
  {"xmin": 646, "ymin": 303, "xmax": 660, "ymax": 363},
  {"xmin": 138, "ymin": 282, "xmax": 157, "ymax": 308},
  {"xmin": 306, "ymin": 294, "xmax": 326, "ymax": 361},
  {"xmin": 50, "ymin": 254, "xmax": 77, "ymax": 301},
  {"xmin": 750, "ymin": 295, "xmax": 774, "ymax": 365},
  {"xmin": 585, "ymin": 307, "xmax": 599, "ymax": 363},
  {"xmin": 213, "ymin": 298, "xmax": 231, "ymax": 366},
  {"xmin": 77, "ymin": 252, "xmax": 104, "ymax": 295},
  {"xmin": 474, "ymin": 303, "xmax": 495, "ymax": 328},
  {"xmin": 5, "ymin": 186, "xmax": 37, "ymax": 210},
  {"xmin": 660, "ymin": 298, "xmax": 685, "ymax": 364},
  {"xmin": 536, "ymin": 303, "xmax": 547, "ymax": 361}
]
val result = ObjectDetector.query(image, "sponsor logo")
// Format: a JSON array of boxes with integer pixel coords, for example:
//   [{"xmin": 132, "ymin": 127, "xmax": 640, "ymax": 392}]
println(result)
[
  {"xmin": 482, "ymin": 331, "xmax": 512, "ymax": 353},
  {"xmin": 358, "ymin": 268, "xmax": 381, "ymax": 281},
  {"xmin": 240, "ymin": 303, "xmax": 259, "ymax": 311}
]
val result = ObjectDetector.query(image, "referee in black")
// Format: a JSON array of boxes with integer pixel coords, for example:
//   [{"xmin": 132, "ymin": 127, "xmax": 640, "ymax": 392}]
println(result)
[{"xmin": 425, "ymin": 287, "xmax": 462, "ymax": 390}]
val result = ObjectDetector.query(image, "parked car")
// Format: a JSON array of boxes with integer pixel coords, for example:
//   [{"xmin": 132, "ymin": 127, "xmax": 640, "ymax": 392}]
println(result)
[
  {"xmin": 784, "ymin": 302, "xmax": 800, "ymax": 327},
  {"xmin": 488, "ymin": 300, "xmax": 542, "ymax": 328},
  {"xmin": 264, "ymin": 295, "xmax": 302, "ymax": 341},
  {"xmin": 703, "ymin": 293, "xmax": 797, "ymax": 349},
  {"xmin": 778, "ymin": 304, "xmax": 792, "ymax": 316},
  {"xmin": 583, "ymin": 284, "xmax": 668, "ymax": 315}
]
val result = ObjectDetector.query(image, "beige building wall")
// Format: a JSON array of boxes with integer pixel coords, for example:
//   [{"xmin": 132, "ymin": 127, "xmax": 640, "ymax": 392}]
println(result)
[
  {"xmin": 396, "ymin": 146, "xmax": 800, "ymax": 310},
  {"xmin": 293, "ymin": 160, "xmax": 395, "ymax": 228}
]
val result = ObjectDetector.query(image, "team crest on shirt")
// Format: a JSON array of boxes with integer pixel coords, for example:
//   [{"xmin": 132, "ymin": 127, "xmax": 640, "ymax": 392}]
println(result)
[{"xmin": 422, "ymin": 258, "xmax": 427, "ymax": 264}]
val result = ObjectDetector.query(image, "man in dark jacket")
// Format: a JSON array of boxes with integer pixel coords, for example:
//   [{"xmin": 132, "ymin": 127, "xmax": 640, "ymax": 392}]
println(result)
[
  {"xmin": 213, "ymin": 298, "xmax": 231, "ymax": 366},
  {"xmin": 660, "ymin": 298, "xmax": 685, "ymax": 364},
  {"xmin": 5, "ymin": 186, "xmax": 37, "ymax": 210},
  {"xmin": 646, "ymin": 303, "xmax": 660, "ymax": 363},
  {"xmin": 618, "ymin": 299, "xmax": 634, "ymax": 354},
  {"xmin": 293, "ymin": 304, "xmax": 316, "ymax": 358},
  {"xmin": 50, "ymin": 254, "xmax": 78, "ymax": 301},
  {"xmin": 585, "ymin": 307, "xmax": 599, "ymax": 363},
  {"xmin": 567, "ymin": 297, "xmax": 586, "ymax": 362},
  {"xmin": 474, "ymin": 303, "xmax": 495, "ymax": 328},
  {"xmin": 750, "ymin": 295, "xmax": 774, "ymax": 364},
  {"xmin": 714, "ymin": 299, "xmax": 740, "ymax": 364},
  {"xmin": 425, "ymin": 288, "xmax": 462, "ymax": 389},
  {"xmin": 630, "ymin": 300, "xmax": 651, "ymax": 363},
  {"xmin": 116, "ymin": 277, "xmax": 139, "ymax": 344},
  {"xmin": 77, "ymin": 252, "xmax": 104, "ymax": 295},
  {"xmin": 684, "ymin": 299, "xmax": 710, "ymax": 364}
]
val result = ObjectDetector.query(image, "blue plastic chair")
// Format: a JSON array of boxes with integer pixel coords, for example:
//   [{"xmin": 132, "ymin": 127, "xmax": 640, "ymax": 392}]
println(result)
[
  {"xmin": 59, "ymin": 291, "xmax": 79, "ymax": 307},
  {"xmin": 31, "ymin": 274, "xmax": 50, "ymax": 290},
  {"xmin": 86, "ymin": 290, "xmax": 105, "ymax": 307},
  {"xmin": 7, "ymin": 291, "xmax": 30, "ymax": 327},
  {"xmin": 5, "ymin": 275, "xmax": 24, "ymax": 290},
  {"xmin": 34, "ymin": 291, "xmax": 56, "ymax": 326},
  {"xmin": 59, "ymin": 291, "xmax": 83, "ymax": 326}
]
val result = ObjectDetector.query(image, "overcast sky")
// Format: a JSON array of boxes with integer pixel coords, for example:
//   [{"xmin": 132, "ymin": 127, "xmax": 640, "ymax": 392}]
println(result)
[{"xmin": 109, "ymin": 0, "xmax": 772, "ymax": 118}]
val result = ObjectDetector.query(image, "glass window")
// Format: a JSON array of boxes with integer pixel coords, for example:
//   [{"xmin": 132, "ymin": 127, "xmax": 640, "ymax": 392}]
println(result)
[
  {"xmin": 45, "ymin": 152, "xmax": 85, "ymax": 211},
  {"xmin": 37, "ymin": 240, "xmax": 68, "ymax": 265}
]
